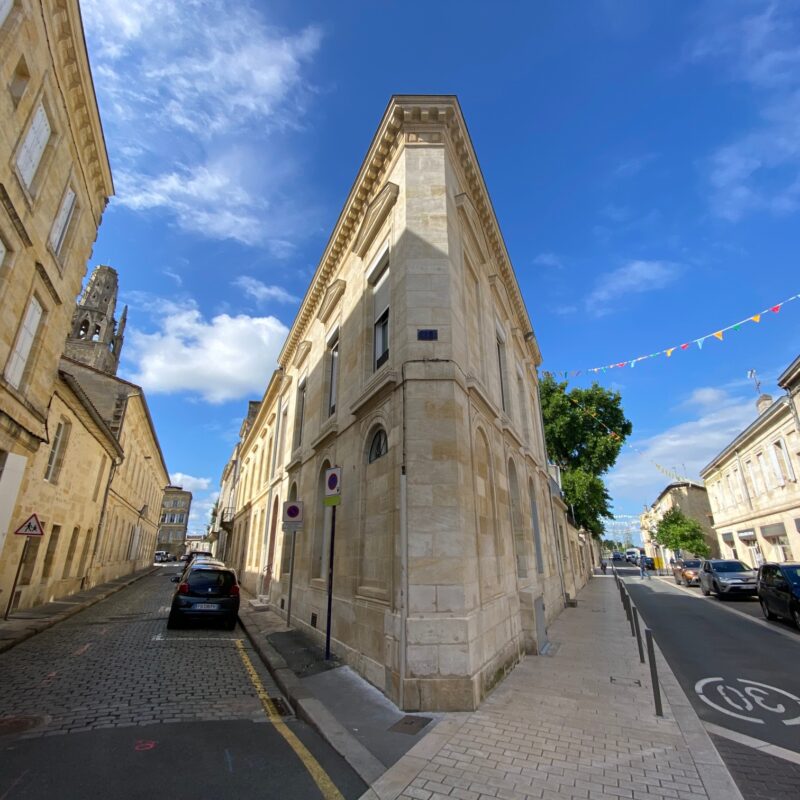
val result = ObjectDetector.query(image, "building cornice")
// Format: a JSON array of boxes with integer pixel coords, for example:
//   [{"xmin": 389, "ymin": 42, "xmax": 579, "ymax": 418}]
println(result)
[
  {"xmin": 778, "ymin": 354, "xmax": 800, "ymax": 389},
  {"xmin": 277, "ymin": 95, "xmax": 536, "ymax": 369},
  {"xmin": 700, "ymin": 398, "xmax": 791, "ymax": 478}
]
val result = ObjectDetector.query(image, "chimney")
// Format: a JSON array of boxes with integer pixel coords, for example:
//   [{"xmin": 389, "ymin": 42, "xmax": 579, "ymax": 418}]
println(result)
[{"xmin": 757, "ymin": 393, "xmax": 773, "ymax": 415}]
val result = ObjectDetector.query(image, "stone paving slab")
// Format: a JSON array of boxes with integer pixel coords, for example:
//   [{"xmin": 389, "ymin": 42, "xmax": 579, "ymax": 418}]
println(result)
[{"xmin": 360, "ymin": 577, "xmax": 741, "ymax": 800}]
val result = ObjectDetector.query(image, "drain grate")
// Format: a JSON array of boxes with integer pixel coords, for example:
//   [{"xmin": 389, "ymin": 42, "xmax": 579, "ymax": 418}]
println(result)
[
  {"xmin": 388, "ymin": 715, "xmax": 432, "ymax": 735},
  {"xmin": 0, "ymin": 715, "xmax": 46, "ymax": 737},
  {"xmin": 270, "ymin": 697, "xmax": 290, "ymax": 716}
]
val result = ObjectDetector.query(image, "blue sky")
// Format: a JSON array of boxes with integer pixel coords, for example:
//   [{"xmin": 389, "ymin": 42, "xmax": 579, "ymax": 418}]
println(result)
[{"xmin": 80, "ymin": 1, "xmax": 800, "ymax": 540}]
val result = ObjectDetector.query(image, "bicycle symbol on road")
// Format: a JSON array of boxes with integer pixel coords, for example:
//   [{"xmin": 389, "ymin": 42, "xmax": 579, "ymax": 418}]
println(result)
[{"xmin": 695, "ymin": 677, "xmax": 800, "ymax": 726}]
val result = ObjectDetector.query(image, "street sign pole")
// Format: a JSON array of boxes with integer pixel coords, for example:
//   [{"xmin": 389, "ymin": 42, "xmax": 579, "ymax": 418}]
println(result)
[
  {"xmin": 4, "ymin": 537, "xmax": 30, "ymax": 621},
  {"xmin": 286, "ymin": 528, "xmax": 297, "ymax": 629},
  {"xmin": 325, "ymin": 504, "xmax": 336, "ymax": 660}
]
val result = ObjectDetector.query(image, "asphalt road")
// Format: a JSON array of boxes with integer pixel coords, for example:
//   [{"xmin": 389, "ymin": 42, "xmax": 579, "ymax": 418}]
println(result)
[
  {"xmin": 0, "ymin": 567, "xmax": 366, "ymax": 800},
  {"xmin": 617, "ymin": 565, "xmax": 800, "ymax": 800}
]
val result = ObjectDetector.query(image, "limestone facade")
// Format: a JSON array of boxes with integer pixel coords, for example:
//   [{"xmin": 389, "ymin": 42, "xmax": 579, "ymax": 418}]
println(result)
[
  {"xmin": 216, "ymin": 96, "xmax": 591, "ymax": 711},
  {"xmin": 639, "ymin": 482, "xmax": 719, "ymax": 564},
  {"xmin": 157, "ymin": 485, "xmax": 193, "ymax": 557},
  {"xmin": 701, "ymin": 356, "xmax": 800, "ymax": 567}
]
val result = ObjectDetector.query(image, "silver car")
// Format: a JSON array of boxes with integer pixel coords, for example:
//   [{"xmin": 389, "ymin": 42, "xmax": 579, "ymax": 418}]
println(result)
[{"xmin": 699, "ymin": 559, "xmax": 758, "ymax": 599}]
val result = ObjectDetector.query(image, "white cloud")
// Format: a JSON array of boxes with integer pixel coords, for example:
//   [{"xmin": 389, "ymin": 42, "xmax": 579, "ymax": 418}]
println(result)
[
  {"xmin": 612, "ymin": 153, "xmax": 657, "ymax": 179},
  {"xmin": 81, "ymin": 0, "xmax": 322, "ymax": 249},
  {"xmin": 122, "ymin": 297, "xmax": 288, "ymax": 403},
  {"xmin": 533, "ymin": 252, "xmax": 563, "ymax": 268},
  {"xmin": 170, "ymin": 472, "xmax": 212, "ymax": 493},
  {"xmin": 689, "ymin": 2, "xmax": 800, "ymax": 220},
  {"xmin": 234, "ymin": 276, "xmax": 299, "ymax": 305},
  {"xmin": 607, "ymin": 392, "xmax": 756, "ymax": 505},
  {"xmin": 683, "ymin": 387, "xmax": 729, "ymax": 408},
  {"xmin": 585, "ymin": 260, "xmax": 681, "ymax": 316}
]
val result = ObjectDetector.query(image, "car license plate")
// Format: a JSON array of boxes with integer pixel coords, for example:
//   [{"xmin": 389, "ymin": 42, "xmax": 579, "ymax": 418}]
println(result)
[{"xmin": 195, "ymin": 603, "xmax": 219, "ymax": 610}]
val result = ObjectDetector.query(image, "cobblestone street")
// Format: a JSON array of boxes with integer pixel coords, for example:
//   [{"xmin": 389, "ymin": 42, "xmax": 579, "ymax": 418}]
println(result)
[{"xmin": 0, "ymin": 568, "xmax": 365, "ymax": 799}]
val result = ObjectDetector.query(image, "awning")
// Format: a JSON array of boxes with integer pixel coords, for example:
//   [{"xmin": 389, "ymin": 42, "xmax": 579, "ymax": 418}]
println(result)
[
  {"xmin": 761, "ymin": 522, "xmax": 787, "ymax": 539},
  {"xmin": 737, "ymin": 529, "xmax": 756, "ymax": 541}
]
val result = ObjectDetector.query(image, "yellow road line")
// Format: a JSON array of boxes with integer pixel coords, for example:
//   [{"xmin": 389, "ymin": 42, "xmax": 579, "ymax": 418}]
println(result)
[{"xmin": 235, "ymin": 640, "xmax": 345, "ymax": 800}]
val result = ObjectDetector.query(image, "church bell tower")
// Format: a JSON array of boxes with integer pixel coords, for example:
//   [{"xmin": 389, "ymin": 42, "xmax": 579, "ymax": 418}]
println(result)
[{"xmin": 64, "ymin": 265, "xmax": 126, "ymax": 376}]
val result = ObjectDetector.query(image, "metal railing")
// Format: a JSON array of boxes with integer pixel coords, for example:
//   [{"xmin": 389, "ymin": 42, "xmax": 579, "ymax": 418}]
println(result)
[{"xmin": 611, "ymin": 566, "xmax": 663, "ymax": 716}]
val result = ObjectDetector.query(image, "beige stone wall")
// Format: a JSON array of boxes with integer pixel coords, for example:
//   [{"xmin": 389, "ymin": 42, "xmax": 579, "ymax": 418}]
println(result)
[
  {"xmin": 703, "ymin": 401, "xmax": 800, "ymax": 567},
  {"xmin": 0, "ymin": 1, "xmax": 112, "ymax": 577},
  {"xmin": 89, "ymin": 396, "xmax": 167, "ymax": 586},
  {"xmin": 0, "ymin": 376, "xmax": 117, "ymax": 612},
  {"xmin": 221, "ymin": 97, "xmax": 583, "ymax": 711}
]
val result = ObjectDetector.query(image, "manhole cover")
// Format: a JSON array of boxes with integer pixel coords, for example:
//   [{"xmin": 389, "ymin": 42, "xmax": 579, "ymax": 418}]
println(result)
[
  {"xmin": 388, "ymin": 715, "xmax": 432, "ymax": 735},
  {"xmin": 0, "ymin": 715, "xmax": 46, "ymax": 737}
]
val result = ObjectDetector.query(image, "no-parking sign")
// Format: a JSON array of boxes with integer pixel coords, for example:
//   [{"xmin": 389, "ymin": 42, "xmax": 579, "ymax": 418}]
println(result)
[
  {"xmin": 282, "ymin": 501, "xmax": 304, "ymax": 529},
  {"xmin": 324, "ymin": 467, "xmax": 342, "ymax": 506}
]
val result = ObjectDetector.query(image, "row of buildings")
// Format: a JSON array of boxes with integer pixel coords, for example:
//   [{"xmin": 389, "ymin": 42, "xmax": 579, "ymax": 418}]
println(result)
[
  {"xmin": 640, "ymin": 357, "xmax": 800, "ymax": 568},
  {"xmin": 208, "ymin": 95, "xmax": 595, "ymax": 712},
  {"xmin": 0, "ymin": 1, "xmax": 174, "ymax": 613}
]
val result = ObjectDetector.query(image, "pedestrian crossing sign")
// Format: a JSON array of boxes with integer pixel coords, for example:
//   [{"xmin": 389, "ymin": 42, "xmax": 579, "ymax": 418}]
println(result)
[{"xmin": 14, "ymin": 514, "xmax": 44, "ymax": 536}]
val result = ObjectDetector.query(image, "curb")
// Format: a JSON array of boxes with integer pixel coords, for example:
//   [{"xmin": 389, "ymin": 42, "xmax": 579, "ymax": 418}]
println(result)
[
  {"xmin": 0, "ymin": 567, "xmax": 158, "ymax": 655},
  {"xmin": 619, "ymin": 577, "xmax": 744, "ymax": 800},
  {"xmin": 237, "ymin": 607, "xmax": 387, "ymax": 787}
]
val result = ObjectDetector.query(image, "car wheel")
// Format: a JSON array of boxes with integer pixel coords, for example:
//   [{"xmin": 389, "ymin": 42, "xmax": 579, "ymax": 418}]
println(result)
[
  {"xmin": 760, "ymin": 600, "xmax": 778, "ymax": 621},
  {"xmin": 701, "ymin": 584, "xmax": 710, "ymax": 596},
  {"xmin": 675, "ymin": 576, "xmax": 681, "ymax": 584},
  {"xmin": 224, "ymin": 616, "xmax": 237, "ymax": 631},
  {"xmin": 167, "ymin": 612, "xmax": 181, "ymax": 629},
  {"xmin": 713, "ymin": 582, "xmax": 726, "ymax": 600}
]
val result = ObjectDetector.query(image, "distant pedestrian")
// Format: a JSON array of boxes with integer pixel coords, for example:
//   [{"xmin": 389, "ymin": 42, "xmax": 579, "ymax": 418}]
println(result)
[
  {"xmin": 600, "ymin": 560, "xmax": 607, "ymax": 575},
  {"xmin": 640, "ymin": 559, "xmax": 650, "ymax": 580}
]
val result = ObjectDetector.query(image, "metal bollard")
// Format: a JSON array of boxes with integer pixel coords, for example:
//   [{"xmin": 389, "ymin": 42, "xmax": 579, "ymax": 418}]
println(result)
[
  {"xmin": 645, "ymin": 628, "xmax": 663, "ymax": 717},
  {"xmin": 624, "ymin": 594, "xmax": 636, "ymax": 636},
  {"xmin": 632, "ymin": 607, "xmax": 645, "ymax": 663}
]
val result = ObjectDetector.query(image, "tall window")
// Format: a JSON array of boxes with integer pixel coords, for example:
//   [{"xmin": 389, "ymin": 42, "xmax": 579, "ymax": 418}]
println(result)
[
  {"xmin": 496, "ymin": 336, "xmax": 508, "ymax": 413},
  {"xmin": 42, "ymin": 524, "xmax": 61, "ymax": 579},
  {"xmin": 372, "ymin": 266, "xmax": 390, "ymax": 370},
  {"xmin": 516, "ymin": 368, "xmax": 529, "ymax": 440},
  {"xmin": 5, "ymin": 295, "xmax": 43, "ymax": 389},
  {"xmin": 62, "ymin": 526, "xmax": 80, "ymax": 578},
  {"xmin": 757, "ymin": 452, "xmax": 772, "ymax": 490},
  {"xmin": 44, "ymin": 420, "xmax": 70, "ymax": 483},
  {"xmin": 50, "ymin": 186, "xmax": 76, "ymax": 257},
  {"xmin": 16, "ymin": 103, "xmax": 51, "ymax": 188},
  {"xmin": 773, "ymin": 439, "xmax": 795, "ymax": 483},
  {"xmin": 277, "ymin": 406, "xmax": 288, "ymax": 470},
  {"xmin": 327, "ymin": 332, "xmax": 340, "ymax": 416},
  {"xmin": 746, "ymin": 460, "xmax": 761, "ymax": 497},
  {"xmin": 294, "ymin": 377, "xmax": 306, "ymax": 449}
]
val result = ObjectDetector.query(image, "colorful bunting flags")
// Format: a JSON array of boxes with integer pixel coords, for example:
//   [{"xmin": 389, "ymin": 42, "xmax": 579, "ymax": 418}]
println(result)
[{"xmin": 548, "ymin": 291, "xmax": 799, "ymax": 378}]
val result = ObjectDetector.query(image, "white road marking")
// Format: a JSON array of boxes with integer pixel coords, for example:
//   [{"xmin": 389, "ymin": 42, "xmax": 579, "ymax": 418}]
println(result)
[
  {"xmin": 703, "ymin": 722, "xmax": 800, "ymax": 765},
  {"xmin": 695, "ymin": 677, "xmax": 800, "ymax": 726}
]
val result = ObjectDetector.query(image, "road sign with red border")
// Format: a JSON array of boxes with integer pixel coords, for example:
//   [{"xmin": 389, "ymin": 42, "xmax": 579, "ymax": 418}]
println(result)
[{"xmin": 14, "ymin": 514, "xmax": 44, "ymax": 536}]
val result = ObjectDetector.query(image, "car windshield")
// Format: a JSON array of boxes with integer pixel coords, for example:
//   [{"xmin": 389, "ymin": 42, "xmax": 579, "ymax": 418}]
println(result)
[
  {"xmin": 683, "ymin": 560, "xmax": 702, "ymax": 568},
  {"xmin": 782, "ymin": 566, "xmax": 800, "ymax": 585},
  {"xmin": 713, "ymin": 561, "xmax": 749, "ymax": 573}
]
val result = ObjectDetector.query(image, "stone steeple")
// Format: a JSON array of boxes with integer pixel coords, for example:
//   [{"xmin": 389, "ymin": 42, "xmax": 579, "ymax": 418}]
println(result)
[{"xmin": 64, "ymin": 265, "xmax": 126, "ymax": 376}]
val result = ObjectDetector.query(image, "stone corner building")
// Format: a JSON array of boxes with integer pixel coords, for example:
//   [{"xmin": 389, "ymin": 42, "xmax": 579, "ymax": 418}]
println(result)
[
  {"xmin": 157, "ymin": 485, "xmax": 193, "ymax": 557},
  {"xmin": 216, "ymin": 95, "xmax": 593, "ymax": 711}
]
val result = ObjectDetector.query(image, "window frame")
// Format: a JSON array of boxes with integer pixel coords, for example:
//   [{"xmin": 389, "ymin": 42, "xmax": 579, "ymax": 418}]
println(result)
[
  {"xmin": 14, "ymin": 98, "xmax": 55, "ymax": 198},
  {"xmin": 293, "ymin": 376, "xmax": 307, "ymax": 451},
  {"xmin": 368, "ymin": 428, "xmax": 388, "ymax": 463},
  {"xmin": 366, "ymin": 242, "xmax": 390, "ymax": 374},
  {"xmin": 4, "ymin": 293, "xmax": 45, "ymax": 390},
  {"xmin": 326, "ymin": 328, "xmax": 340, "ymax": 417},
  {"xmin": 44, "ymin": 418, "xmax": 71, "ymax": 484}
]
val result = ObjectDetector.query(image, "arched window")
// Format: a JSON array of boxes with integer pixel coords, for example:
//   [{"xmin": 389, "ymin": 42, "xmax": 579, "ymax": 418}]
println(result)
[
  {"xmin": 92, "ymin": 325, "xmax": 101, "ymax": 341},
  {"xmin": 78, "ymin": 319, "xmax": 90, "ymax": 339},
  {"xmin": 368, "ymin": 429, "xmax": 388, "ymax": 463}
]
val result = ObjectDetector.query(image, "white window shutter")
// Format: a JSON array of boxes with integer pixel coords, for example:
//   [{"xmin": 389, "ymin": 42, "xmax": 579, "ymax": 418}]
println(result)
[
  {"xmin": 50, "ymin": 187, "xmax": 76, "ymax": 254},
  {"xmin": 768, "ymin": 445, "xmax": 785, "ymax": 486},
  {"xmin": 16, "ymin": 104, "xmax": 51, "ymax": 187},
  {"xmin": 5, "ymin": 296, "xmax": 43, "ymax": 388}
]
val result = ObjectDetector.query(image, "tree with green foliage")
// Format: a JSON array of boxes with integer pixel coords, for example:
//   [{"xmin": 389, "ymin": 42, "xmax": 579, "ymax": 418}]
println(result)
[
  {"xmin": 539, "ymin": 373, "xmax": 632, "ymax": 537},
  {"xmin": 654, "ymin": 507, "xmax": 710, "ymax": 557}
]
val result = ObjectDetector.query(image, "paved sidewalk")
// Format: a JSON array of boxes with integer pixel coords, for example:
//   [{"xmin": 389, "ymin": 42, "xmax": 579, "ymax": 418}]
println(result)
[
  {"xmin": 0, "ymin": 566, "xmax": 157, "ymax": 653},
  {"xmin": 360, "ymin": 576, "xmax": 742, "ymax": 800}
]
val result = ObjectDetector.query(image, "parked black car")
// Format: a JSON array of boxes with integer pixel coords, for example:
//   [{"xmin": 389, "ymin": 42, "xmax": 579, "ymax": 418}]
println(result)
[
  {"xmin": 168, "ymin": 563, "xmax": 240, "ymax": 630},
  {"xmin": 757, "ymin": 563, "xmax": 800, "ymax": 628}
]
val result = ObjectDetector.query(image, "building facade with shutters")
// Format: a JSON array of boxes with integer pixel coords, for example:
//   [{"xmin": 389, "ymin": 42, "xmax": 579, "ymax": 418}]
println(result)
[
  {"xmin": 215, "ymin": 96, "xmax": 591, "ymax": 711},
  {"xmin": 157, "ymin": 485, "xmax": 193, "ymax": 558},
  {"xmin": 701, "ymin": 356, "xmax": 800, "ymax": 567}
]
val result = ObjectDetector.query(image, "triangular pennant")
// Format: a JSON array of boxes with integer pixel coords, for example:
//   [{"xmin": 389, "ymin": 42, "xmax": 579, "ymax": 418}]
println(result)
[
  {"xmin": 733, "ymin": 324, "xmax": 740, "ymax": 331},
  {"xmin": 680, "ymin": 343, "xmax": 689, "ymax": 350},
  {"xmin": 771, "ymin": 305, "xmax": 781, "ymax": 313},
  {"xmin": 697, "ymin": 338, "xmax": 705, "ymax": 350},
  {"xmin": 713, "ymin": 331, "xmax": 723, "ymax": 341},
  {"xmin": 630, "ymin": 360, "xmax": 636, "ymax": 368},
  {"xmin": 666, "ymin": 348, "xmax": 675, "ymax": 357},
  {"xmin": 751, "ymin": 314, "xmax": 761, "ymax": 323}
]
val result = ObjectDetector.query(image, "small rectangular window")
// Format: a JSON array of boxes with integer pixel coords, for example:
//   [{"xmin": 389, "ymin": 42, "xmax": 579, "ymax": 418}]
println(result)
[
  {"xmin": 16, "ymin": 103, "xmax": 52, "ymax": 188},
  {"xmin": 50, "ymin": 186, "xmax": 76, "ymax": 257},
  {"xmin": 328, "ymin": 333, "xmax": 339, "ymax": 416},
  {"xmin": 5, "ymin": 295, "xmax": 43, "ymax": 389}
]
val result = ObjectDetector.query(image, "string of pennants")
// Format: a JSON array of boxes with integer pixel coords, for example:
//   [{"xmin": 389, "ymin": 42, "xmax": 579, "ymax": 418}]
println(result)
[
  {"xmin": 554, "ymin": 383, "xmax": 692, "ymax": 484},
  {"xmin": 551, "ymin": 290, "xmax": 800, "ymax": 378}
]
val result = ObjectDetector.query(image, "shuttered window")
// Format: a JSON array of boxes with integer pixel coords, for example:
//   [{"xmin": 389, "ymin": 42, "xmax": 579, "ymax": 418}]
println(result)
[
  {"xmin": 4, "ymin": 296, "xmax": 43, "ymax": 388},
  {"xmin": 49, "ymin": 187, "xmax": 76, "ymax": 255},
  {"xmin": 16, "ymin": 104, "xmax": 51, "ymax": 188}
]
